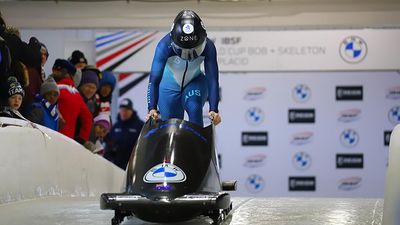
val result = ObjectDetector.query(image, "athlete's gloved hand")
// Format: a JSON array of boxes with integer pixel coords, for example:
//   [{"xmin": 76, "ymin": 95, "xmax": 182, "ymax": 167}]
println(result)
[
  {"xmin": 209, "ymin": 111, "xmax": 221, "ymax": 125},
  {"xmin": 146, "ymin": 109, "xmax": 159, "ymax": 121}
]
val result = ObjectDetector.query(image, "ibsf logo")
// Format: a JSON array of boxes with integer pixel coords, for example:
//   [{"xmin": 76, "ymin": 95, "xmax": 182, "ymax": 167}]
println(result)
[
  {"xmin": 340, "ymin": 129, "xmax": 359, "ymax": 148},
  {"xmin": 388, "ymin": 106, "xmax": 400, "ymax": 125},
  {"xmin": 292, "ymin": 151, "xmax": 312, "ymax": 170},
  {"xmin": 292, "ymin": 84, "xmax": 311, "ymax": 103},
  {"xmin": 244, "ymin": 154, "xmax": 267, "ymax": 168},
  {"xmin": 246, "ymin": 174, "xmax": 265, "ymax": 193},
  {"xmin": 246, "ymin": 107, "xmax": 265, "ymax": 125},
  {"xmin": 290, "ymin": 132, "xmax": 313, "ymax": 145},
  {"xmin": 338, "ymin": 108, "xmax": 362, "ymax": 123},
  {"xmin": 386, "ymin": 86, "xmax": 400, "ymax": 100},
  {"xmin": 244, "ymin": 87, "xmax": 266, "ymax": 101},
  {"xmin": 338, "ymin": 177, "xmax": 362, "ymax": 191},
  {"xmin": 339, "ymin": 36, "xmax": 368, "ymax": 64}
]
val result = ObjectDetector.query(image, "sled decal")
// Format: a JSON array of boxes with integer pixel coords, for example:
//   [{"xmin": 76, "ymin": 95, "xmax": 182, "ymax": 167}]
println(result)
[{"xmin": 144, "ymin": 163, "xmax": 187, "ymax": 183}]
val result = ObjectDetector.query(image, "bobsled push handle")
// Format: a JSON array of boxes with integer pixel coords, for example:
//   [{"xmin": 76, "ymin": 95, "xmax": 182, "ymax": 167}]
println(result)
[
  {"xmin": 146, "ymin": 117, "xmax": 160, "ymax": 127},
  {"xmin": 222, "ymin": 180, "xmax": 237, "ymax": 191}
]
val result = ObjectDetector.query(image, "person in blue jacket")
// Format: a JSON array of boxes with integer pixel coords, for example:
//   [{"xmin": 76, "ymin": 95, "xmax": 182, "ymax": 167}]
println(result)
[
  {"xmin": 29, "ymin": 77, "xmax": 60, "ymax": 131},
  {"xmin": 104, "ymin": 98, "xmax": 144, "ymax": 170},
  {"xmin": 146, "ymin": 10, "xmax": 221, "ymax": 127}
]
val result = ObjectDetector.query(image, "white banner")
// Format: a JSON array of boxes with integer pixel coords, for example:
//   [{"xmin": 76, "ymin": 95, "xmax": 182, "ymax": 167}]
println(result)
[
  {"xmin": 97, "ymin": 29, "xmax": 400, "ymax": 72},
  {"xmin": 216, "ymin": 71, "xmax": 398, "ymax": 197},
  {"xmin": 96, "ymin": 30, "xmax": 400, "ymax": 197},
  {"xmin": 116, "ymin": 71, "xmax": 399, "ymax": 198}
]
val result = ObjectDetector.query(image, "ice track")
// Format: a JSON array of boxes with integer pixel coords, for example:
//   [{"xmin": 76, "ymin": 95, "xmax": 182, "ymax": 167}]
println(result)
[{"xmin": 0, "ymin": 197, "xmax": 383, "ymax": 225}]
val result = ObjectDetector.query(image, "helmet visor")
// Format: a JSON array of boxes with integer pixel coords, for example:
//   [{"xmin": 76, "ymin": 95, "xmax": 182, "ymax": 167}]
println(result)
[{"xmin": 172, "ymin": 40, "xmax": 206, "ymax": 61}]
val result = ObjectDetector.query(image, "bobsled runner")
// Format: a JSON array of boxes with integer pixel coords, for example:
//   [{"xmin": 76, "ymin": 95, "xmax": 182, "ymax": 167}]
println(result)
[{"xmin": 100, "ymin": 118, "xmax": 236, "ymax": 225}]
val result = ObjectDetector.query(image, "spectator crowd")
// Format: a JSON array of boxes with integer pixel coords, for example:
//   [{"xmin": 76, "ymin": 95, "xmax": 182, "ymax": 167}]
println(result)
[{"xmin": 0, "ymin": 11, "xmax": 143, "ymax": 170}]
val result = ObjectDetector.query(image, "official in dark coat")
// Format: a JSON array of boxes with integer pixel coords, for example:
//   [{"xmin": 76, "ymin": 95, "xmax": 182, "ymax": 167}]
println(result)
[{"xmin": 104, "ymin": 98, "xmax": 144, "ymax": 170}]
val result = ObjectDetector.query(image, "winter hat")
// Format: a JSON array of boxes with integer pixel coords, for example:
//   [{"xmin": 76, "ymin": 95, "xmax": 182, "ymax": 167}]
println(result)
[
  {"xmin": 94, "ymin": 113, "xmax": 111, "ymax": 132},
  {"xmin": 100, "ymin": 71, "xmax": 116, "ymax": 91},
  {"xmin": 83, "ymin": 65, "xmax": 102, "ymax": 80},
  {"xmin": 7, "ymin": 76, "xmax": 25, "ymax": 98},
  {"xmin": 53, "ymin": 59, "xmax": 77, "ymax": 76},
  {"xmin": 80, "ymin": 70, "xmax": 99, "ymax": 88},
  {"xmin": 40, "ymin": 77, "xmax": 59, "ymax": 96},
  {"xmin": 69, "ymin": 50, "xmax": 87, "ymax": 66},
  {"xmin": 119, "ymin": 98, "xmax": 133, "ymax": 110}
]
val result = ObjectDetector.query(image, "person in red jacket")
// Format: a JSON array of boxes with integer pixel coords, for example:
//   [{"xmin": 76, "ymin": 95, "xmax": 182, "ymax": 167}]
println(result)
[{"xmin": 51, "ymin": 59, "xmax": 92, "ymax": 145}]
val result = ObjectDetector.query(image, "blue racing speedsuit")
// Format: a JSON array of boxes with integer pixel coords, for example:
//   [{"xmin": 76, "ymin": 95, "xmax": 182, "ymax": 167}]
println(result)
[{"xmin": 147, "ymin": 34, "xmax": 219, "ymax": 126}]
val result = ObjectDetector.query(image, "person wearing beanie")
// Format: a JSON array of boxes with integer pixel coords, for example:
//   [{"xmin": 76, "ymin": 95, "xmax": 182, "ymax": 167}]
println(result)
[
  {"xmin": 0, "ymin": 76, "xmax": 26, "ymax": 120},
  {"xmin": 82, "ymin": 65, "xmax": 102, "ymax": 86},
  {"xmin": 94, "ymin": 113, "xmax": 111, "ymax": 133},
  {"xmin": 49, "ymin": 58, "xmax": 92, "ymax": 145},
  {"xmin": 88, "ymin": 113, "xmax": 112, "ymax": 155},
  {"xmin": 96, "ymin": 70, "xmax": 116, "ymax": 118},
  {"xmin": 78, "ymin": 69, "xmax": 99, "ymax": 115},
  {"xmin": 40, "ymin": 77, "xmax": 59, "ymax": 100},
  {"xmin": 104, "ymin": 98, "xmax": 144, "ymax": 169},
  {"xmin": 75, "ymin": 68, "xmax": 100, "ymax": 149},
  {"xmin": 52, "ymin": 59, "xmax": 77, "ymax": 78},
  {"xmin": 29, "ymin": 77, "xmax": 60, "ymax": 131},
  {"xmin": 83, "ymin": 65, "xmax": 101, "ymax": 77},
  {"xmin": 68, "ymin": 50, "xmax": 87, "ymax": 70},
  {"xmin": 7, "ymin": 76, "xmax": 24, "ymax": 110}
]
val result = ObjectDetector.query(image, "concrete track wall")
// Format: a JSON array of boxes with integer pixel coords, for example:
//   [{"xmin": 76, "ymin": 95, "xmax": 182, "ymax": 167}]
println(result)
[{"xmin": 0, "ymin": 117, "xmax": 125, "ymax": 204}]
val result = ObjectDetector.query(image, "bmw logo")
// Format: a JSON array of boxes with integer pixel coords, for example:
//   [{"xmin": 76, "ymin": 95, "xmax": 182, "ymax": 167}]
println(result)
[
  {"xmin": 245, "ymin": 174, "xmax": 264, "ymax": 194},
  {"xmin": 245, "ymin": 107, "xmax": 264, "ymax": 125},
  {"xmin": 292, "ymin": 151, "xmax": 312, "ymax": 170},
  {"xmin": 292, "ymin": 84, "xmax": 311, "ymax": 103},
  {"xmin": 339, "ymin": 36, "xmax": 367, "ymax": 64},
  {"xmin": 388, "ymin": 106, "xmax": 400, "ymax": 125},
  {"xmin": 340, "ymin": 129, "xmax": 359, "ymax": 148}
]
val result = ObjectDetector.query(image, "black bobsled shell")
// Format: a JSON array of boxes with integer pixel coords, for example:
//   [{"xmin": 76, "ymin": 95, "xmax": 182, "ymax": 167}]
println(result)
[
  {"xmin": 101, "ymin": 118, "xmax": 233, "ymax": 224},
  {"xmin": 125, "ymin": 119, "xmax": 217, "ymax": 199}
]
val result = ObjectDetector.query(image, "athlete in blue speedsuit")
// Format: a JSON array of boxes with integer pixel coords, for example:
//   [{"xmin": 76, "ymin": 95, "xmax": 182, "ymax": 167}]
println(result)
[{"xmin": 146, "ymin": 10, "xmax": 221, "ymax": 127}]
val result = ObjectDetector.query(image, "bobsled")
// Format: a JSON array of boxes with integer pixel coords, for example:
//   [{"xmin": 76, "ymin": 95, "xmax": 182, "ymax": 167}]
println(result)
[{"xmin": 100, "ymin": 118, "xmax": 236, "ymax": 225}]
